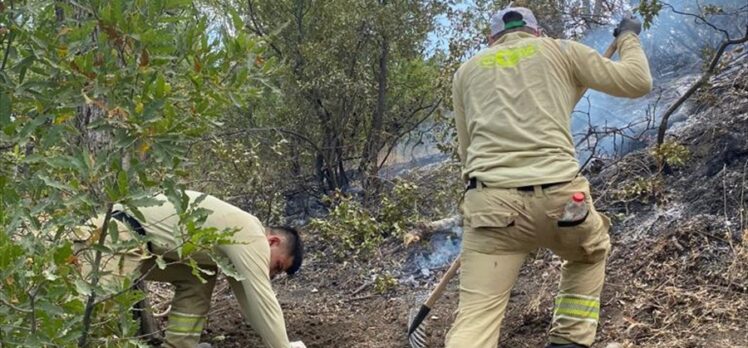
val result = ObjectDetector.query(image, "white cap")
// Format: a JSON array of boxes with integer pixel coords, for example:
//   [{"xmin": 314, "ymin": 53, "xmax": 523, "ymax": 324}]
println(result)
[{"xmin": 489, "ymin": 7, "xmax": 540, "ymax": 37}]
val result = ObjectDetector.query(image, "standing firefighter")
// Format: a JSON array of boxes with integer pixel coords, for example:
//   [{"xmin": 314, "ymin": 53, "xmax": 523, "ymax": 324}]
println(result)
[
  {"xmin": 74, "ymin": 191, "xmax": 305, "ymax": 348},
  {"xmin": 447, "ymin": 7, "xmax": 651, "ymax": 348}
]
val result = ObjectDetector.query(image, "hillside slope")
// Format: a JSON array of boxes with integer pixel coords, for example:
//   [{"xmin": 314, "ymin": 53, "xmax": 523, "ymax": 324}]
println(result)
[{"xmin": 178, "ymin": 54, "xmax": 748, "ymax": 348}]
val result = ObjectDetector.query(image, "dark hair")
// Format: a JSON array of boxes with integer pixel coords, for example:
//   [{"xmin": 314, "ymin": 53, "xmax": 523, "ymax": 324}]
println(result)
[
  {"xmin": 502, "ymin": 11, "xmax": 524, "ymax": 24},
  {"xmin": 269, "ymin": 225, "xmax": 304, "ymax": 275}
]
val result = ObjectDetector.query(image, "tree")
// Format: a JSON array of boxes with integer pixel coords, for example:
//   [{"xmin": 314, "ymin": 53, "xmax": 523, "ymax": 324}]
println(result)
[
  {"xmin": 226, "ymin": 0, "xmax": 449, "ymax": 193},
  {"xmin": 0, "ymin": 0, "xmax": 268, "ymax": 345}
]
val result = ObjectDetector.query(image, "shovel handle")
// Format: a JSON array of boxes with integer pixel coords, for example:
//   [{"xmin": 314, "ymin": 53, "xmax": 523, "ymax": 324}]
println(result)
[
  {"xmin": 424, "ymin": 256, "xmax": 462, "ymax": 307},
  {"xmin": 602, "ymin": 38, "xmax": 619, "ymax": 59}
]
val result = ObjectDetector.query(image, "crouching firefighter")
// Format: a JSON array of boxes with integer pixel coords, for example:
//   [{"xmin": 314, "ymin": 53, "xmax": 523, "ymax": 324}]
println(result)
[
  {"xmin": 73, "ymin": 190, "xmax": 306, "ymax": 348},
  {"xmin": 447, "ymin": 6, "xmax": 652, "ymax": 348}
]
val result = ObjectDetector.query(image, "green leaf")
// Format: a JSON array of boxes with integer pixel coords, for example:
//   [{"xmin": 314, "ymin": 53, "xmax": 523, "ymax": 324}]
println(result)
[
  {"xmin": 44, "ymin": 156, "xmax": 78, "ymax": 171},
  {"xmin": 181, "ymin": 242, "xmax": 195, "ymax": 257},
  {"xmin": 126, "ymin": 205, "xmax": 147, "ymax": 223},
  {"xmin": 74, "ymin": 279, "xmax": 92, "ymax": 296},
  {"xmin": 108, "ymin": 219, "xmax": 119, "ymax": 243},
  {"xmin": 142, "ymin": 100, "xmax": 165, "ymax": 120},
  {"xmin": 155, "ymin": 255, "xmax": 167, "ymax": 270},
  {"xmin": 12, "ymin": 55, "xmax": 35, "ymax": 83},
  {"xmin": 90, "ymin": 243, "xmax": 112, "ymax": 254},
  {"xmin": 187, "ymin": 258, "xmax": 207, "ymax": 283},
  {"xmin": 128, "ymin": 195, "xmax": 164, "ymax": 208},
  {"xmin": 0, "ymin": 92, "xmax": 11, "ymax": 126},
  {"xmin": 53, "ymin": 242, "xmax": 73, "ymax": 265},
  {"xmin": 39, "ymin": 175, "xmax": 73, "ymax": 192},
  {"xmin": 155, "ymin": 73, "xmax": 166, "ymax": 98},
  {"xmin": 192, "ymin": 193, "xmax": 208, "ymax": 206},
  {"xmin": 0, "ymin": 235, "xmax": 23, "ymax": 268},
  {"xmin": 211, "ymin": 254, "xmax": 245, "ymax": 281},
  {"xmin": 17, "ymin": 115, "xmax": 48, "ymax": 141},
  {"xmin": 105, "ymin": 185, "xmax": 121, "ymax": 202},
  {"xmin": 117, "ymin": 170, "xmax": 128, "ymax": 196},
  {"xmin": 229, "ymin": 7, "xmax": 244, "ymax": 32},
  {"xmin": 164, "ymin": 0, "xmax": 192, "ymax": 10}
]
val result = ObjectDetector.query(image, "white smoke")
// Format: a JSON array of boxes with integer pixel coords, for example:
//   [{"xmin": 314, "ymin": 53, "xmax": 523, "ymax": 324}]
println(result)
[
  {"xmin": 575, "ymin": 0, "xmax": 748, "ymax": 158},
  {"xmin": 402, "ymin": 0, "xmax": 747, "ymax": 272}
]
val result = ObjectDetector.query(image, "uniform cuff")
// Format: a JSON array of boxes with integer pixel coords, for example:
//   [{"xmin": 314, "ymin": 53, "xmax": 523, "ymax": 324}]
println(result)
[{"xmin": 616, "ymin": 31, "xmax": 640, "ymax": 43}]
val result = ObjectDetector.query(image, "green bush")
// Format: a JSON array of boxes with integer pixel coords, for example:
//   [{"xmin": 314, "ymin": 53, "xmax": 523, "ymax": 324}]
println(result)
[
  {"xmin": 309, "ymin": 191, "xmax": 382, "ymax": 259},
  {"xmin": 0, "ymin": 1, "xmax": 268, "ymax": 345},
  {"xmin": 309, "ymin": 180, "xmax": 422, "ymax": 260}
]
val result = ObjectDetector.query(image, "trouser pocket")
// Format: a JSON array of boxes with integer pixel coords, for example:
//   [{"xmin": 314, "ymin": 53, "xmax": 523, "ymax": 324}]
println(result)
[
  {"xmin": 543, "ymin": 177, "xmax": 611, "ymax": 263},
  {"xmin": 548, "ymin": 210, "xmax": 609, "ymax": 263},
  {"xmin": 462, "ymin": 189, "xmax": 519, "ymax": 254}
]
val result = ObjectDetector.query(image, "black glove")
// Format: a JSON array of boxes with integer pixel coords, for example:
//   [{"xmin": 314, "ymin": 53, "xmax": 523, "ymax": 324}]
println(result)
[{"xmin": 613, "ymin": 15, "xmax": 642, "ymax": 37}]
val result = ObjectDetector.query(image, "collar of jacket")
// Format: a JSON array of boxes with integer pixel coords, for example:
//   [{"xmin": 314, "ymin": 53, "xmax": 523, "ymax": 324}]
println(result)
[{"xmin": 491, "ymin": 31, "xmax": 537, "ymax": 47}]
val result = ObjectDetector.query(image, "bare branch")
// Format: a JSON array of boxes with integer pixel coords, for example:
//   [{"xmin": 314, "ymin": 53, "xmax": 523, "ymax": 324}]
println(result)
[
  {"xmin": 377, "ymin": 98, "xmax": 442, "ymax": 170},
  {"xmin": 657, "ymin": 25, "xmax": 748, "ymax": 145},
  {"xmin": 663, "ymin": 3, "xmax": 731, "ymax": 38}
]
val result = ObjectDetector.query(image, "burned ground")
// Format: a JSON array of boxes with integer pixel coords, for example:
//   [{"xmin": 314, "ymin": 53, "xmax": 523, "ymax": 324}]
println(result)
[{"xmin": 148, "ymin": 57, "xmax": 748, "ymax": 348}]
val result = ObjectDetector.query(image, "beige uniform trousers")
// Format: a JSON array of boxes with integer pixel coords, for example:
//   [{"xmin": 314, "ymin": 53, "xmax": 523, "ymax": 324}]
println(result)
[
  {"xmin": 74, "ymin": 216, "xmax": 218, "ymax": 348},
  {"xmin": 446, "ymin": 176, "xmax": 611, "ymax": 348}
]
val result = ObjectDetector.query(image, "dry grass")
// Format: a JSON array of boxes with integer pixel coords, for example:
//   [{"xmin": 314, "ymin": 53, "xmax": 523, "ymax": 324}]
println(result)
[{"xmin": 601, "ymin": 214, "xmax": 748, "ymax": 347}]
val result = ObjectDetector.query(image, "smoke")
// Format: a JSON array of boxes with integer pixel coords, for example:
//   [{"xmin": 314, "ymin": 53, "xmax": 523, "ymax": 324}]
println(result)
[
  {"xmin": 399, "ymin": 0, "xmax": 747, "ymax": 272},
  {"xmin": 403, "ymin": 228, "xmax": 462, "ymax": 278},
  {"xmin": 574, "ymin": 0, "xmax": 748, "ymax": 157}
]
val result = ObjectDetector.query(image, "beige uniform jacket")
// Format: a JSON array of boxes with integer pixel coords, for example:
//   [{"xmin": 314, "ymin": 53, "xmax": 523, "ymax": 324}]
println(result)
[
  {"xmin": 135, "ymin": 191, "xmax": 290, "ymax": 348},
  {"xmin": 453, "ymin": 31, "xmax": 652, "ymax": 186}
]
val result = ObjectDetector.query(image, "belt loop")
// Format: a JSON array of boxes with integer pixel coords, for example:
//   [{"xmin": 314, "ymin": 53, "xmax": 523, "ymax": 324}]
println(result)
[
  {"xmin": 533, "ymin": 185, "xmax": 543, "ymax": 198},
  {"xmin": 477, "ymin": 180, "xmax": 484, "ymax": 192}
]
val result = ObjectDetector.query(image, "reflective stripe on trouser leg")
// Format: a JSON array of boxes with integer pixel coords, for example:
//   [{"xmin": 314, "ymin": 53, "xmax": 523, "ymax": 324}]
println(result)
[
  {"xmin": 143, "ymin": 260, "xmax": 218, "ymax": 348},
  {"xmin": 553, "ymin": 293, "xmax": 600, "ymax": 323},
  {"xmin": 166, "ymin": 311, "xmax": 207, "ymax": 337},
  {"xmin": 549, "ymin": 258, "xmax": 606, "ymax": 347}
]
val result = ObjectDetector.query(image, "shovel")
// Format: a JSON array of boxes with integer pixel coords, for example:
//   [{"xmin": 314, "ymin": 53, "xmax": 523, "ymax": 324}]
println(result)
[{"xmin": 407, "ymin": 256, "xmax": 461, "ymax": 348}]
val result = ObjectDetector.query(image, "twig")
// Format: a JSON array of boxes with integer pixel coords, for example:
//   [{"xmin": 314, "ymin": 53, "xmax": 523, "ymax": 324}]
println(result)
[
  {"xmin": 345, "ymin": 294, "xmax": 375, "ymax": 302},
  {"xmin": 0, "ymin": 0, "xmax": 16, "ymax": 71},
  {"xmin": 78, "ymin": 205, "xmax": 115, "ymax": 347},
  {"xmin": 351, "ymin": 280, "xmax": 373, "ymax": 296},
  {"xmin": 662, "ymin": 3, "xmax": 730, "ymax": 38},
  {"xmin": 741, "ymin": 159, "xmax": 747, "ymax": 233},
  {"xmin": 0, "ymin": 296, "xmax": 32, "ymax": 313}
]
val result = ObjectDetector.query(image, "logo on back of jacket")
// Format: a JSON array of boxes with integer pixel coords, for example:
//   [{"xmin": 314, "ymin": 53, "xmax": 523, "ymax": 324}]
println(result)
[{"xmin": 479, "ymin": 43, "xmax": 539, "ymax": 68}]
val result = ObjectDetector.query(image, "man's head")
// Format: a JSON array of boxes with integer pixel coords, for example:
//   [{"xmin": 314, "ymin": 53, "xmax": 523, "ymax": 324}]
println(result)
[
  {"xmin": 265, "ymin": 226, "xmax": 304, "ymax": 278},
  {"xmin": 488, "ymin": 7, "xmax": 542, "ymax": 44}
]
